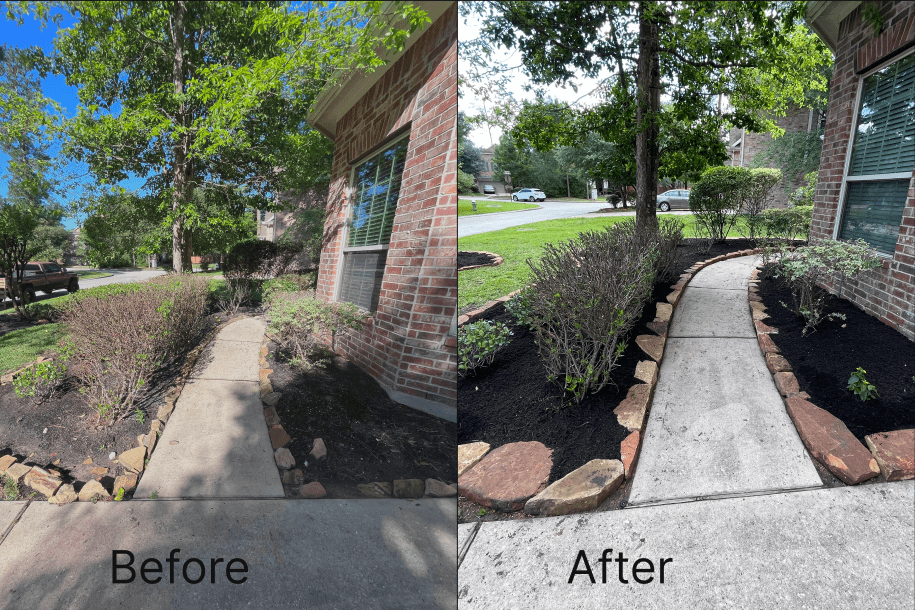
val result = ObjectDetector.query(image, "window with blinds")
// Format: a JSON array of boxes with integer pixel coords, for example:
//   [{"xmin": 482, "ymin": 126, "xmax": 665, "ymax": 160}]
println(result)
[
  {"xmin": 839, "ymin": 51, "xmax": 915, "ymax": 254},
  {"xmin": 339, "ymin": 135, "xmax": 409, "ymax": 312}
]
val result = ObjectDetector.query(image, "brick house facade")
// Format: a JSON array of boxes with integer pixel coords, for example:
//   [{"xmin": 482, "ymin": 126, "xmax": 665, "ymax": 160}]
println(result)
[
  {"xmin": 725, "ymin": 105, "xmax": 825, "ymax": 209},
  {"xmin": 806, "ymin": 1, "xmax": 915, "ymax": 341},
  {"xmin": 307, "ymin": 1, "xmax": 457, "ymax": 408}
]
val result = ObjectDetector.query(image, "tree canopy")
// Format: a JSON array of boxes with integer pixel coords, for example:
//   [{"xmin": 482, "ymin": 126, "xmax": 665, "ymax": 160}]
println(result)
[
  {"xmin": 461, "ymin": 1, "xmax": 831, "ymax": 229},
  {"xmin": 7, "ymin": 1, "xmax": 430, "ymax": 272}
]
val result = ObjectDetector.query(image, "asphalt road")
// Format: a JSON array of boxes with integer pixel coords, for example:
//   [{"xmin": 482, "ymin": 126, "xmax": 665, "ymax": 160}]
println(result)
[
  {"xmin": 458, "ymin": 198, "xmax": 691, "ymax": 238},
  {"xmin": 1, "ymin": 268, "xmax": 168, "ymax": 309}
]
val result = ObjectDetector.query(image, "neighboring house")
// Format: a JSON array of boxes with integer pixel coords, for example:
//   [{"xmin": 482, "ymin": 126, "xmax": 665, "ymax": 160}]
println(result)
[
  {"xmin": 805, "ymin": 0, "xmax": 915, "ymax": 341},
  {"xmin": 474, "ymin": 145, "xmax": 507, "ymax": 194},
  {"xmin": 307, "ymin": 1, "xmax": 457, "ymax": 410},
  {"xmin": 725, "ymin": 104, "xmax": 826, "ymax": 208}
]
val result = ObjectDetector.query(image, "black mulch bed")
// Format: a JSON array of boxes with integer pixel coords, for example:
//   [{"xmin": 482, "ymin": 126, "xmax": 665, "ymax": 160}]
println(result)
[
  {"xmin": 459, "ymin": 251, "xmax": 498, "ymax": 269},
  {"xmin": 756, "ymin": 270, "xmax": 915, "ymax": 443},
  {"xmin": 266, "ymin": 344, "xmax": 457, "ymax": 499},
  {"xmin": 458, "ymin": 239, "xmax": 760, "ymax": 490},
  {"xmin": 0, "ymin": 312, "xmax": 231, "ymax": 501}
]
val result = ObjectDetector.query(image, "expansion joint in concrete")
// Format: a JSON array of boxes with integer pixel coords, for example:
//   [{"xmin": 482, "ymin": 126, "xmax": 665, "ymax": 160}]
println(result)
[{"xmin": 458, "ymin": 522, "xmax": 482, "ymax": 568}]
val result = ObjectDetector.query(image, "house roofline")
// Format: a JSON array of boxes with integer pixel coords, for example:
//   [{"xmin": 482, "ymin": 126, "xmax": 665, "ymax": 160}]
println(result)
[
  {"xmin": 806, "ymin": 1, "xmax": 861, "ymax": 52},
  {"xmin": 307, "ymin": 1, "xmax": 455, "ymax": 141}
]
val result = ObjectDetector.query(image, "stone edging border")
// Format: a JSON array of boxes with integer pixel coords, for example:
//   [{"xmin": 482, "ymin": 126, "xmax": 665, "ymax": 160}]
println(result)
[
  {"xmin": 747, "ymin": 268, "xmax": 914, "ymax": 485},
  {"xmin": 257, "ymin": 334, "xmax": 458, "ymax": 500},
  {"xmin": 0, "ymin": 314, "xmax": 234, "ymax": 505},
  {"xmin": 458, "ymin": 251, "xmax": 504, "ymax": 273},
  {"xmin": 457, "ymin": 248, "xmax": 765, "ymax": 517}
]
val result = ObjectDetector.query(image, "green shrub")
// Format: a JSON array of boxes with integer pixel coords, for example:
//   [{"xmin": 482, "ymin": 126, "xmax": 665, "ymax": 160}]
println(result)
[
  {"xmin": 762, "ymin": 205, "xmax": 812, "ymax": 244},
  {"xmin": 13, "ymin": 341, "xmax": 73, "ymax": 404},
  {"xmin": 526, "ymin": 222, "xmax": 658, "ymax": 403},
  {"xmin": 738, "ymin": 168, "xmax": 782, "ymax": 245},
  {"xmin": 504, "ymin": 288, "xmax": 535, "ymax": 330},
  {"xmin": 266, "ymin": 291, "xmax": 365, "ymax": 368},
  {"xmin": 263, "ymin": 274, "xmax": 315, "ymax": 304},
  {"xmin": 64, "ymin": 274, "xmax": 210, "ymax": 423},
  {"xmin": 458, "ymin": 320, "xmax": 513, "ymax": 377},
  {"xmin": 773, "ymin": 239, "xmax": 881, "ymax": 335},
  {"xmin": 689, "ymin": 166, "xmax": 748, "ymax": 243},
  {"xmin": 224, "ymin": 238, "xmax": 302, "ymax": 281}
]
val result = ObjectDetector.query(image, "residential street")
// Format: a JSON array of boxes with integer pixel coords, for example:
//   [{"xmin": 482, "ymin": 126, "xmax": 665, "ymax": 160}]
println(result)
[
  {"xmin": 458, "ymin": 198, "xmax": 692, "ymax": 238},
  {"xmin": 1, "ymin": 268, "xmax": 168, "ymax": 310}
]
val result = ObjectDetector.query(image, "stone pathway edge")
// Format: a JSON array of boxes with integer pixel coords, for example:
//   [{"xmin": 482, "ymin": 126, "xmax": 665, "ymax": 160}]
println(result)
[
  {"xmin": 0, "ymin": 315, "xmax": 237, "ymax": 506},
  {"xmin": 457, "ymin": 248, "xmax": 766, "ymax": 517},
  {"xmin": 748, "ymin": 266, "xmax": 914, "ymax": 485}
]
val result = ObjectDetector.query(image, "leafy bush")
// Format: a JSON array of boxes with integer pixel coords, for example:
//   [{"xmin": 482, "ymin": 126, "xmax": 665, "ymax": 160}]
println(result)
[
  {"xmin": 739, "ymin": 168, "xmax": 782, "ymax": 245},
  {"xmin": 224, "ymin": 238, "xmax": 302, "ymax": 281},
  {"xmin": 689, "ymin": 166, "xmax": 747, "ymax": 243},
  {"xmin": 199, "ymin": 261, "xmax": 210, "ymax": 272},
  {"xmin": 64, "ymin": 274, "xmax": 210, "ymax": 423},
  {"xmin": 847, "ymin": 367, "xmax": 879, "ymax": 401},
  {"xmin": 458, "ymin": 320, "xmax": 513, "ymax": 378},
  {"xmin": 773, "ymin": 239, "xmax": 881, "ymax": 335},
  {"xmin": 762, "ymin": 205, "xmax": 812, "ymax": 244},
  {"xmin": 789, "ymin": 171, "xmax": 818, "ymax": 207},
  {"xmin": 504, "ymin": 288, "xmax": 535, "ymax": 330},
  {"xmin": 526, "ymin": 223, "xmax": 658, "ymax": 402},
  {"xmin": 266, "ymin": 291, "xmax": 365, "ymax": 368},
  {"xmin": 14, "ymin": 341, "xmax": 73, "ymax": 404},
  {"xmin": 263, "ymin": 274, "xmax": 316, "ymax": 304}
]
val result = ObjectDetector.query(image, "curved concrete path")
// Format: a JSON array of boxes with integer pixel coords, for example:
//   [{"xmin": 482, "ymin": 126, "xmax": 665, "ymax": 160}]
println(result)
[
  {"xmin": 628, "ymin": 255, "xmax": 823, "ymax": 506},
  {"xmin": 136, "ymin": 318, "xmax": 284, "ymax": 499}
]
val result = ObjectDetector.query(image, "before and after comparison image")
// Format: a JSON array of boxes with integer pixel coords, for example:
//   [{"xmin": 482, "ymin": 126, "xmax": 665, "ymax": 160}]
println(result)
[{"xmin": 0, "ymin": 1, "xmax": 913, "ymax": 608}]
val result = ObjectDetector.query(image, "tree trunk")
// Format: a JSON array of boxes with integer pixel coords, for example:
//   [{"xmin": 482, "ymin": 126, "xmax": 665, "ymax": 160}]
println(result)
[
  {"xmin": 566, "ymin": 171, "xmax": 570, "ymax": 198},
  {"xmin": 170, "ymin": 0, "xmax": 188, "ymax": 273},
  {"xmin": 635, "ymin": 1, "xmax": 661, "ymax": 230}
]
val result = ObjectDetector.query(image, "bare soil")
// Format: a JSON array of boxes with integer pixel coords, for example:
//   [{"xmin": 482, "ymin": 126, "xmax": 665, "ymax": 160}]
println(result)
[
  {"xmin": 266, "ymin": 342, "xmax": 457, "ymax": 499},
  {"xmin": 458, "ymin": 251, "xmax": 498, "ymax": 269}
]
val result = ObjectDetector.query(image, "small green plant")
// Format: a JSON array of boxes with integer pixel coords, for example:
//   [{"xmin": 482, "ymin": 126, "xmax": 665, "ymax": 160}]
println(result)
[
  {"xmin": 2, "ymin": 474, "xmax": 19, "ymax": 501},
  {"xmin": 150, "ymin": 491, "xmax": 159, "ymax": 499},
  {"xmin": 848, "ymin": 367, "xmax": 879, "ymax": 401},
  {"xmin": 135, "ymin": 409, "xmax": 146, "ymax": 424},
  {"xmin": 504, "ymin": 288, "xmax": 535, "ymax": 330},
  {"xmin": 115, "ymin": 487, "xmax": 125, "ymax": 501},
  {"xmin": 458, "ymin": 320, "xmax": 512, "ymax": 378},
  {"xmin": 477, "ymin": 508, "xmax": 487, "ymax": 516},
  {"xmin": 13, "ymin": 341, "xmax": 74, "ymax": 404}
]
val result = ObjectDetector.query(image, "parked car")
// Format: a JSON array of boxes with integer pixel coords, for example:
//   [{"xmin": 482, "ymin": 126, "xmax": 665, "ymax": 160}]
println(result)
[
  {"xmin": 657, "ymin": 189, "xmax": 690, "ymax": 212},
  {"xmin": 512, "ymin": 188, "xmax": 547, "ymax": 202},
  {"xmin": 482, "ymin": 184, "xmax": 496, "ymax": 195},
  {"xmin": 0, "ymin": 261, "xmax": 79, "ymax": 303}
]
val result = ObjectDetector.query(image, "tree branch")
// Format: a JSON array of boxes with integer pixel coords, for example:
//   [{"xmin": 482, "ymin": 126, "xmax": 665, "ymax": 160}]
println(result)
[{"xmin": 659, "ymin": 46, "xmax": 757, "ymax": 69}]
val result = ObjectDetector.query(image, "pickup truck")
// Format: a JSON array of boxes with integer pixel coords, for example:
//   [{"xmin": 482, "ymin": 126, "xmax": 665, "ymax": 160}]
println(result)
[{"xmin": 1, "ymin": 261, "xmax": 80, "ymax": 303}]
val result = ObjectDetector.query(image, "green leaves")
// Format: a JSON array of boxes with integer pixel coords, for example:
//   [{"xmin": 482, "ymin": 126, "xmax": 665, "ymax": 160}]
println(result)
[{"xmin": 847, "ymin": 367, "xmax": 879, "ymax": 402}]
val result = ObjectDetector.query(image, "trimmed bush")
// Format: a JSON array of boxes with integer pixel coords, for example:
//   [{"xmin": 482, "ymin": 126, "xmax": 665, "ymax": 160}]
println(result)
[
  {"xmin": 739, "ymin": 168, "xmax": 782, "ymax": 245},
  {"xmin": 458, "ymin": 320, "xmax": 513, "ymax": 378},
  {"xmin": 773, "ymin": 239, "xmax": 881, "ymax": 335},
  {"xmin": 266, "ymin": 291, "xmax": 365, "ymax": 368},
  {"xmin": 762, "ymin": 205, "xmax": 812, "ymax": 244},
  {"xmin": 526, "ymin": 223, "xmax": 658, "ymax": 403},
  {"xmin": 64, "ymin": 274, "xmax": 210, "ymax": 423},
  {"xmin": 689, "ymin": 166, "xmax": 747, "ymax": 243}
]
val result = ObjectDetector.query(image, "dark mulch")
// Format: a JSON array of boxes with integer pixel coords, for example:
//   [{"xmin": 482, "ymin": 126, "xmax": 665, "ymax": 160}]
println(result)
[
  {"xmin": 459, "ymin": 251, "xmax": 498, "ymax": 269},
  {"xmin": 0, "ymin": 311, "xmax": 230, "ymax": 501},
  {"xmin": 266, "ymin": 344, "xmax": 457, "ymax": 499},
  {"xmin": 458, "ymin": 239, "xmax": 760, "ymax": 487},
  {"xmin": 756, "ymin": 270, "xmax": 915, "ymax": 443}
]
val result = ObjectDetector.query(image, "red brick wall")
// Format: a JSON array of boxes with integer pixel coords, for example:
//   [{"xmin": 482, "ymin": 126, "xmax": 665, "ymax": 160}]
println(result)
[
  {"xmin": 810, "ymin": 1, "xmax": 915, "ymax": 341},
  {"xmin": 316, "ymin": 4, "xmax": 458, "ymax": 405}
]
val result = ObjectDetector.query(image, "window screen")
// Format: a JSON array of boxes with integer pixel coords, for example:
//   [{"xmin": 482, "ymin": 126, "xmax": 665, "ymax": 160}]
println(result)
[
  {"xmin": 839, "ymin": 52, "xmax": 915, "ymax": 254},
  {"xmin": 347, "ymin": 139, "xmax": 408, "ymax": 248},
  {"xmin": 339, "ymin": 250, "xmax": 388, "ymax": 313},
  {"xmin": 849, "ymin": 53, "xmax": 915, "ymax": 176}
]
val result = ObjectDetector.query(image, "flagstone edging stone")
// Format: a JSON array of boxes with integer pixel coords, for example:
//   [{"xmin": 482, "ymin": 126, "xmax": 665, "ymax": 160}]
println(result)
[
  {"xmin": 748, "ymin": 265, "xmax": 913, "ymax": 485},
  {"xmin": 457, "ymin": 249, "xmax": 764, "ymax": 515}
]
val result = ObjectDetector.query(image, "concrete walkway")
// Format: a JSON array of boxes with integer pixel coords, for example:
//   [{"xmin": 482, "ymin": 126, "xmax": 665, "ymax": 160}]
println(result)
[
  {"xmin": 457, "ymin": 255, "xmax": 914, "ymax": 607},
  {"xmin": 136, "ymin": 318, "xmax": 283, "ymax": 499},
  {"xmin": 0, "ymin": 317, "xmax": 456, "ymax": 608},
  {"xmin": 629, "ymin": 255, "xmax": 822, "ymax": 506}
]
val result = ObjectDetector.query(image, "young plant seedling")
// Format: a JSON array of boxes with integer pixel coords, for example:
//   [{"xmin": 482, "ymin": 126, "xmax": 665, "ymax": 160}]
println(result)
[{"xmin": 848, "ymin": 367, "xmax": 878, "ymax": 401}]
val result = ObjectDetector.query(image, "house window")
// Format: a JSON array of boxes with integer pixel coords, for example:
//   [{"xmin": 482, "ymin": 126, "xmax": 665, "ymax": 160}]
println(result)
[
  {"xmin": 838, "ymin": 50, "xmax": 914, "ymax": 254},
  {"xmin": 339, "ymin": 135, "xmax": 409, "ymax": 312},
  {"xmin": 260, "ymin": 210, "xmax": 266, "ymax": 221}
]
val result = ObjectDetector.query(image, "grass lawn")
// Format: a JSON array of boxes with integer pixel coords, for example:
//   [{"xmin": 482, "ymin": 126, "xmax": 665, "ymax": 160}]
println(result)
[
  {"xmin": 458, "ymin": 198, "xmax": 539, "ymax": 216},
  {"xmin": 0, "ymin": 323, "xmax": 68, "ymax": 374},
  {"xmin": 458, "ymin": 214, "xmax": 703, "ymax": 310}
]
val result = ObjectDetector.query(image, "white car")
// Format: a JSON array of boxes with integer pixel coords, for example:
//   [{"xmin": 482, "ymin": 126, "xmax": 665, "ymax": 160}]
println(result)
[{"xmin": 512, "ymin": 188, "xmax": 546, "ymax": 202}]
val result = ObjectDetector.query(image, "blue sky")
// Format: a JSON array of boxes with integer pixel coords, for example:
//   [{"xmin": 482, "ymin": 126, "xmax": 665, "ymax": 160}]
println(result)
[{"xmin": 2, "ymin": 8, "xmax": 144, "ymax": 229}]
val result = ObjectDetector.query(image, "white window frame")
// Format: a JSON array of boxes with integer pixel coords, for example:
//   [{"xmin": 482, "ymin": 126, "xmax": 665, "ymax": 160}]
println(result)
[
  {"xmin": 833, "ymin": 46, "xmax": 915, "ymax": 256},
  {"xmin": 334, "ymin": 131, "xmax": 411, "ymax": 310}
]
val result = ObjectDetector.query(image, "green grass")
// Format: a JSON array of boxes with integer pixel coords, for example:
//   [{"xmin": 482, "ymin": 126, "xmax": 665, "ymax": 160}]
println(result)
[
  {"xmin": 73, "ymin": 271, "xmax": 111, "ymax": 279},
  {"xmin": 0, "ymin": 322, "xmax": 68, "ymax": 374},
  {"xmin": 458, "ymin": 198, "xmax": 539, "ymax": 216},
  {"xmin": 459, "ymin": 214, "xmax": 702, "ymax": 310}
]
